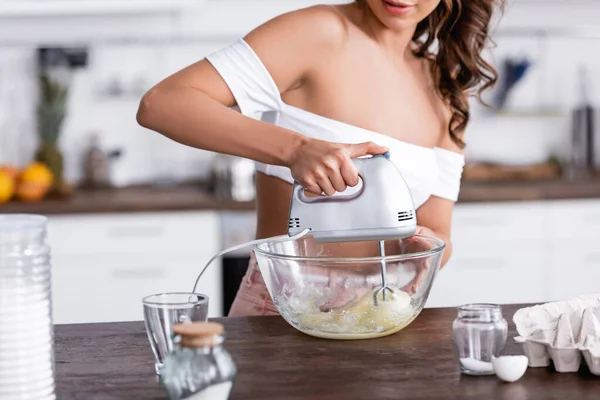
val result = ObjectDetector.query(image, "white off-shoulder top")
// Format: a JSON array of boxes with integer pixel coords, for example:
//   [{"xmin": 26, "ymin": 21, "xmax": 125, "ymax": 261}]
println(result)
[{"xmin": 206, "ymin": 39, "xmax": 465, "ymax": 208}]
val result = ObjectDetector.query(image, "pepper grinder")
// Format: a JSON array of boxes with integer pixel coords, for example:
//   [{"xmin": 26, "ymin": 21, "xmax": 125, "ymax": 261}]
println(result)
[
  {"xmin": 567, "ymin": 65, "xmax": 595, "ymax": 180},
  {"xmin": 81, "ymin": 133, "xmax": 122, "ymax": 189}
]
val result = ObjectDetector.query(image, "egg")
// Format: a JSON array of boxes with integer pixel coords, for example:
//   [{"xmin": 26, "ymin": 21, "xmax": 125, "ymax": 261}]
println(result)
[{"xmin": 492, "ymin": 355, "xmax": 528, "ymax": 382}]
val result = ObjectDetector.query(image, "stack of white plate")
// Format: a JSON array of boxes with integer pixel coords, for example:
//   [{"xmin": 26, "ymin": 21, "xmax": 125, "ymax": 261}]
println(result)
[{"xmin": 0, "ymin": 215, "xmax": 55, "ymax": 400}]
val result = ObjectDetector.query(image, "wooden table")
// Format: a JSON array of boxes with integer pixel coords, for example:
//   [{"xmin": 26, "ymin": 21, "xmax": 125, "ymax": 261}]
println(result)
[{"xmin": 55, "ymin": 305, "xmax": 599, "ymax": 400}]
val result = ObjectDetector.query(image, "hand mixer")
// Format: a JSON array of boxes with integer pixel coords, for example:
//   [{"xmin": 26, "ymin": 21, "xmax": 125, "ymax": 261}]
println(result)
[
  {"xmin": 288, "ymin": 151, "xmax": 417, "ymax": 305},
  {"xmin": 192, "ymin": 152, "xmax": 418, "ymax": 307}
]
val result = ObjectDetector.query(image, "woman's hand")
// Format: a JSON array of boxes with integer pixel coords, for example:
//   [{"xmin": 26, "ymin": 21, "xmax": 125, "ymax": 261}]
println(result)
[
  {"xmin": 399, "ymin": 226, "xmax": 439, "ymax": 295},
  {"xmin": 308, "ymin": 227, "xmax": 442, "ymax": 310},
  {"xmin": 288, "ymin": 138, "xmax": 388, "ymax": 195},
  {"xmin": 413, "ymin": 226, "xmax": 437, "ymax": 240}
]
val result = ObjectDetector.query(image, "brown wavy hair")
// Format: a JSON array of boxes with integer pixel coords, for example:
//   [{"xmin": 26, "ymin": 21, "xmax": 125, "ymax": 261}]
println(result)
[{"xmin": 357, "ymin": 0, "xmax": 504, "ymax": 148}]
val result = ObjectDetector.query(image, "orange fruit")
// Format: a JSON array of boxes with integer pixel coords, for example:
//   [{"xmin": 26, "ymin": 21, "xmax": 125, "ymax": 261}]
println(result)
[
  {"xmin": 20, "ymin": 162, "xmax": 53, "ymax": 188},
  {"xmin": 0, "ymin": 165, "xmax": 18, "ymax": 183},
  {"xmin": 15, "ymin": 162, "xmax": 54, "ymax": 202},
  {"xmin": 15, "ymin": 182, "xmax": 48, "ymax": 202},
  {"xmin": 0, "ymin": 171, "xmax": 15, "ymax": 204}
]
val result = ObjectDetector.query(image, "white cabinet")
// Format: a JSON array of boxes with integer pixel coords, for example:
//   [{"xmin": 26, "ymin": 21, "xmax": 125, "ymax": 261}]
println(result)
[
  {"xmin": 426, "ymin": 201, "xmax": 546, "ymax": 308},
  {"xmin": 47, "ymin": 211, "xmax": 222, "ymax": 324},
  {"xmin": 426, "ymin": 199, "xmax": 600, "ymax": 308},
  {"xmin": 545, "ymin": 200, "xmax": 600, "ymax": 240},
  {"xmin": 545, "ymin": 239, "xmax": 600, "ymax": 301},
  {"xmin": 428, "ymin": 241, "xmax": 546, "ymax": 307},
  {"xmin": 544, "ymin": 200, "xmax": 600, "ymax": 301},
  {"xmin": 450, "ymin": 201, "xmax": 546, "ymax": 244},
  {"xmin": 0, "ymin": 0, "xmax": 197, "ymax": 45}
]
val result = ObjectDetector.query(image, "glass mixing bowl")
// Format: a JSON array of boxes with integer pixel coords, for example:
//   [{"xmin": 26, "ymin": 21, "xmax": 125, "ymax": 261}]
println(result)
[{"xmin": 253, "ymin": 234, "xmax": 445, "ymax": 340}]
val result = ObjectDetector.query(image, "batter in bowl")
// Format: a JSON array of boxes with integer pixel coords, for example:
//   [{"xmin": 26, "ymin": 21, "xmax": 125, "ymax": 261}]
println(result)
[{"xmin": 294, "ymin": 287, "xmax": 416, "ymax": 339}]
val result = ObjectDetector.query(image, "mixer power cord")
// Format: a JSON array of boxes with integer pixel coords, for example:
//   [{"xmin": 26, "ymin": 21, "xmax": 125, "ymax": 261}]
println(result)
[{"xmin": 191, "ymin": 228, "xmax": 311, "ymax": 294}]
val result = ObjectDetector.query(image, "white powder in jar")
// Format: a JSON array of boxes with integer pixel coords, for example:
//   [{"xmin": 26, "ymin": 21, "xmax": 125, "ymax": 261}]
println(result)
[
  {"xmin": 184, "ymin": 381, "xmax": 233, "ymax": 400},
  {"xmin": 460, "ymin": 357, "xmax": 494, "ymax": 373}
]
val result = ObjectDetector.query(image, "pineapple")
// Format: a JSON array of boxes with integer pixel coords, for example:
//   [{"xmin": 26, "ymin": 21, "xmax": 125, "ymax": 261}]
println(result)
[{"xmin": 34, "ymin": 72, "xmax": 69, "ymax": 196}]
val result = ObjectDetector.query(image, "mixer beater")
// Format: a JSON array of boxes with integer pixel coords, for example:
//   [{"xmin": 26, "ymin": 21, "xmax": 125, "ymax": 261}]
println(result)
[{"xmin": 373, "ymin": 240, "xmax": 395, "ymax": 305}]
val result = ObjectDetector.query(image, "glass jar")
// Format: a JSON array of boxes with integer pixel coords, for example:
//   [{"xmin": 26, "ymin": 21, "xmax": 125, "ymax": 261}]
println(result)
[
  {"xmin": 160, "ymin": 322, "xmax": 237, "ymax": 400},
  {"xmin": 452, "ymin": 303, "xmax": 507, "ymax": 376},
  {"xmin": 0, "ymin": 214, "xmax": 55, "ymax": 399}
]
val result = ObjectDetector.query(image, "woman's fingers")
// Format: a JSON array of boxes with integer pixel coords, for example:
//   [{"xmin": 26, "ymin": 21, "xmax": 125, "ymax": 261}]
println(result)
[
  {"xmin": 315, "ymin": 173, "xmax": 336, "ymax": 196},
  {"xmin": 289, "ymin": 139, "xmax": 388, "ymax": 196},
  {"xmin": 340, "ymin": 158, "xmax": 359, "ymax": 187},
  {"xmin": 328, "ymin": 170, "xmax": 348, "ymax": 193},
  {"xmin": 302, "ymin": 179, "xmax": 323, "ymax": 196},
  {"xmin": 399, "ymin": 259, "xmax": 430, "ymax": 294},
  {"xmin": 346, "ymin": 141, "xmax": 389, "ymax": 158}
]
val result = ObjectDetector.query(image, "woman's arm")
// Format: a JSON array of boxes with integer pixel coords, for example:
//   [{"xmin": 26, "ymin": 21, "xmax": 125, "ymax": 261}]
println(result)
[
  {"xmin": 416, "ymin": 127, "xmax": 464, "ymax": 267},
  {"xmin": 136, "ymin": 7, "xmax": 334, "ymax": 165},
  {"xmin": 136, "ymin": 5, "xmax": 387, "ymax": 195},
  {"xmin": 416, "ymin": 199, "xmax": 455, "ymax": 267}
]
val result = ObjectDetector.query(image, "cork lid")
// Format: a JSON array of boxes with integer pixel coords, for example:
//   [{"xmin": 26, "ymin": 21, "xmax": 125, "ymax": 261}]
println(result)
[{"xmin": 173, "ymin": 322, "xmax": 224, "ymax": 347}]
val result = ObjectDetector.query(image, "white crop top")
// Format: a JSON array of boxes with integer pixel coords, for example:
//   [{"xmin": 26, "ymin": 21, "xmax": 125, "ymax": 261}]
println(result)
[{"xmin": 206, "ymin": 39, "xmax": 465, "ymax": 209}]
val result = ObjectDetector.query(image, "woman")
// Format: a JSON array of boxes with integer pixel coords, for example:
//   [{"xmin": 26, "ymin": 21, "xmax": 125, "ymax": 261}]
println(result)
[{"xmin": 137, "ymin": 0, "xmax": 503, "ymax": 316}]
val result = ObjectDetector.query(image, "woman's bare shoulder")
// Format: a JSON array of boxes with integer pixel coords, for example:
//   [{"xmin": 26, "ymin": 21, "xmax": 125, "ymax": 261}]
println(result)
[
  {"xmin": 238, "ymin": 4, "xmax": 352, "ymax": 93},
  {"xmin": 244, "ymin": 4, "xmax": 350, "ymax": 53}
]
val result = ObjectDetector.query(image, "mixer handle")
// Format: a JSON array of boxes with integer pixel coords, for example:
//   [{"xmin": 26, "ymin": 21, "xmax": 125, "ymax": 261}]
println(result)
[
  {"xmin": 292, "ymin": 153, "xmax": 388, "ymax": 204},
  {"xmin": 292, "ymin": 177, "xmax": 364, "ymax": 204}
]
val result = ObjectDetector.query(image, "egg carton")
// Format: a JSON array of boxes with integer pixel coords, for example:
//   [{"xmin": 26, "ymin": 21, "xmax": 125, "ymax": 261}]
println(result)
[{"xmin": 513, "ymin": 293, "xmax": 600, "ymax": 374}]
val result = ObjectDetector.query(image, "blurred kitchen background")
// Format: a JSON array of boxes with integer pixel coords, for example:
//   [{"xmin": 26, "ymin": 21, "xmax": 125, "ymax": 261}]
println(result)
[{"xmin": 0, "ymin": 0, "xmax": 598, "ymax": 324}]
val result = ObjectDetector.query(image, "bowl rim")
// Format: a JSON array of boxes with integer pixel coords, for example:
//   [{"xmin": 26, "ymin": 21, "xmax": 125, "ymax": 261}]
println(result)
[{"xmin": 252, "ymin": 234, "xmax": 446, "ymax": 262}]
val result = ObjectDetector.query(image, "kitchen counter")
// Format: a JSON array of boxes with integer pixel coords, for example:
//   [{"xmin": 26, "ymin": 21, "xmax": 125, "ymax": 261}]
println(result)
[
  {"xmin": 2, "ymin": 178, "xmax": 600, "ymax": 215},
  {"xmin": 457, "ymin": 177, "xmax": 600, "ymax": 203},
  {"xmin": 55, "ymin": 304, "xmax": 598, "ymax": 400},
  {"xmin": 0, "ymin": 184, "xmax": 255, "ymax": 215}
]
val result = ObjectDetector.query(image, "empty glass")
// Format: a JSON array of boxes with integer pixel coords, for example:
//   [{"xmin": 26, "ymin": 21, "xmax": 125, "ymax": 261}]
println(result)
[{"xmin": 142, "ymin": 292, "xmax": 209, "ymax": 375}]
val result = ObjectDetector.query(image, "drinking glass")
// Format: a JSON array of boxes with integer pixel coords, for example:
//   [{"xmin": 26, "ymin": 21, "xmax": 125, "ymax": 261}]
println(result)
[{"xmin": 142, "ymin": 292, "xmax": 209, "ymax": 375}]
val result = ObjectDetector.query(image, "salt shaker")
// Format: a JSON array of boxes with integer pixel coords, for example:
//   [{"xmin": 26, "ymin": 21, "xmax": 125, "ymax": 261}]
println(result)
[
  {"xmin": 160, "ymin": 322, "xmax": 237, "ymax": 400},
  {"xmin": 452, "ymin": 303, "xmax": 507, "ymax": 375}
]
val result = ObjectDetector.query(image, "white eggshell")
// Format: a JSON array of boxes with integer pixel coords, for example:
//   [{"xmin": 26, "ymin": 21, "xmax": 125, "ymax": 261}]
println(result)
[{"xmin": 492, "ymin": 355, "xmax": 528, "ymax": 382}]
